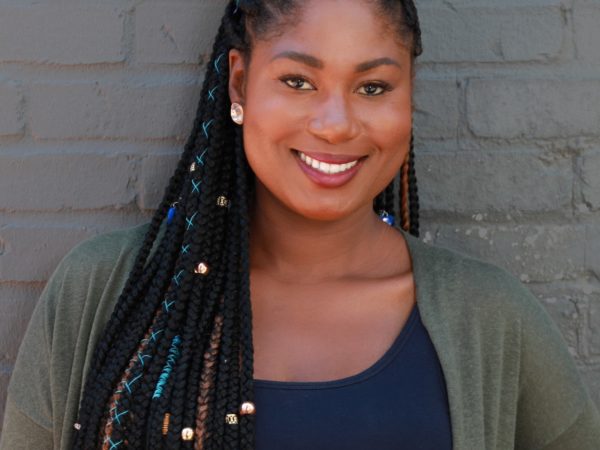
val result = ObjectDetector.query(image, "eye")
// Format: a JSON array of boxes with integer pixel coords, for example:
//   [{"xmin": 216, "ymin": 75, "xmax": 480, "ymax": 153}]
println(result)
[
  {"xmin": 357, "ymin": 82, "xmax": 392, "ymax": 96},
  {"xmin": 280, "ymin": 75, "xmax": 315, "ymax": 91}
]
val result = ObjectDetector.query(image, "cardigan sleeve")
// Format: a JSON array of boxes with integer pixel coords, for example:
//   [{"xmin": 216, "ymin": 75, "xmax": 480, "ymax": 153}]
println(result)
[
  {"xmin": 0, "ymin": 263, "xmax": 63, "ymax": 450},
  {"xmin": 0, "ymin": 223, "xmax": 151, "ymax": 450},
  {"xmin": 512, "ymin": 280, "xmax": 600, "ymax": 449}
]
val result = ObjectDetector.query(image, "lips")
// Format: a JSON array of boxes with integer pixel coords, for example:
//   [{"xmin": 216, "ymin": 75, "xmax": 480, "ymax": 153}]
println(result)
[
  {"xmin": 301, "ymin": 151, "xmax": 358, "ymax": 174},
  {"xmin": 292, "ymin": 149, "xmax": 367, "ymax": 188}
]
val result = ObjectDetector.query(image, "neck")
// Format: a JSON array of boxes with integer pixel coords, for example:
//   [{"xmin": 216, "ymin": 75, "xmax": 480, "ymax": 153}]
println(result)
[{"xmin": 249, "ymin": 185, "xmax": 391, "ymax": 283}]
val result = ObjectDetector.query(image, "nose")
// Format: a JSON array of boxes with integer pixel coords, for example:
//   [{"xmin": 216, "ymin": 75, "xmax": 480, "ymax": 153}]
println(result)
[{"xmin": 307, "ymin": 92, "xmax": 360, "ymax": 144}]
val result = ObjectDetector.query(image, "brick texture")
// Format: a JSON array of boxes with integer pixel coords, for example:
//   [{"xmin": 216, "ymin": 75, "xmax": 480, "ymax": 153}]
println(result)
[
  {"xmin": 0, "ymin": 154, "xmax": 137, "ymax": 211},
  {"xmin": 0, "ymin": 284, "xmax": 44, "ymax": 365},
  {"xmin": 467, "ymin": 79, "xmax": 600, "ymax": 139},
  {"xmin": 421, "ymin": 223, "xmax": 586, "ymax": 283},
  {"xmin": 0, "ymin": 373, "xmax": 10, "ymax": 435},
  {"xmin": 574, "ymin": 3, "xmax": 600, "ymax": 62},
  {"xmin": 587, "ymin": 225, "xmax": 600, "ymax": 280},
  {"xmin": 589, "ymin": 295, "xmax": 600, "ymax": 359},
  {"xmin": 135, "ymin": 2, "xmax": 223, "ymax": 64},
  {"xmin": 138, "ymin": 153, "xmax": 181, "ymax": 210},
  {"xmin": 0, "ymin": 226, "xmax": 96, "ymax": 282},
  {"xmin": 581, "ymin": 150, "xmax": 600, "ymax": 210},
  {"xmin": 0, "ymin": 83, "xmax": 23, "ymax": 137},
  {"xmin": 0, "ymin": 4, "xmax": 124, "ymax": 65},
  {"xmin": 581, "ymin": 366, "xmax": 600, "ymax": 407},
  {"xmin": 418, "ymin": 150, "xmax": 573, "ymax": 213},
  {"xmin": 529, "ymin": 283, "xmax": 586, "ymax": 359},
  {"xmin": 413, "ymin": 79, "xmax": 460, "ymax": 139},
  {"xmin": 418, "ymin": 3, "xmax": 564, "ymax": 63},
  {"xmin": 30, "ymin": 83, "xmax": 201, "ymax": 140}
]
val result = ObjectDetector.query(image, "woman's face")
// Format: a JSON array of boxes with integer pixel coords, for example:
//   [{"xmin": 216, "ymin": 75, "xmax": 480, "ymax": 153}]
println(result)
[{"xmin": 228, "ymin": 0, "xmax": 414, "ymax": 222}]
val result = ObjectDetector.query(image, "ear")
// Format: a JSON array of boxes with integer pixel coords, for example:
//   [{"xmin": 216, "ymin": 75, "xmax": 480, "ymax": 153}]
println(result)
[{"xmin": 228, "ymin": 48, "xmax": 247, "ymax": 105}]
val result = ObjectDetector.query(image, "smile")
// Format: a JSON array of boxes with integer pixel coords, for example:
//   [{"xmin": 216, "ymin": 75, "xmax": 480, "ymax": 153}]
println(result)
[{"xmin": 297, "ymin": 151, "xmax": 360, "ymax": 175}]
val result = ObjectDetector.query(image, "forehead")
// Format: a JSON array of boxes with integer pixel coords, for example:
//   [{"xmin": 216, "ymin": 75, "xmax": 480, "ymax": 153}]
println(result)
[{"xmin": 249, "ymin": 0, "xmax": 410, "ymax": 67}]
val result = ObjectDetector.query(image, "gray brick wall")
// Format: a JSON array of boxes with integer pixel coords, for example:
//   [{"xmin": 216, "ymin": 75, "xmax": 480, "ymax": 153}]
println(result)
[{"xmin": 0, "ymin": 0, "xmax": 598, "ymax": 433}]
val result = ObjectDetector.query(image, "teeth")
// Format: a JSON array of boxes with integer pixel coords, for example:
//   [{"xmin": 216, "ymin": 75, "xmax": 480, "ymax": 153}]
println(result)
[{"xmin": 297, "ymin": 151, "xmax": 359, "ymax": 175}]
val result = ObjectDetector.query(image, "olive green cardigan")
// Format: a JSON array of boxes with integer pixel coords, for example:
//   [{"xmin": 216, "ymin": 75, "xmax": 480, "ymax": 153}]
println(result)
[{"xmin": 1, "ymin": 223, "xmax": 599, "ymax": 449}]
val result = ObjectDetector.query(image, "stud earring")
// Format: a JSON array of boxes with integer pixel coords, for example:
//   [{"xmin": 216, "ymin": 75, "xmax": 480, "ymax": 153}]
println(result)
[{"xmin": 230, "ymin": 102, "xmax": 244, "ymax": 125}]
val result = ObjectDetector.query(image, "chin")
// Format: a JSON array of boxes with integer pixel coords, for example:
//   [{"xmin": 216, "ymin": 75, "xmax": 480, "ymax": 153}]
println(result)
[{"xmin": 288, "ymin": 200, "xmax": 361, "ymax": 223}]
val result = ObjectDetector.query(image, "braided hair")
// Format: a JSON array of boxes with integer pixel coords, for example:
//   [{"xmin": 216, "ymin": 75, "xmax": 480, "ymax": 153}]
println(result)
[{"xmin": 71, "ymin": 1, "xmax": 422, "ymax": 449}]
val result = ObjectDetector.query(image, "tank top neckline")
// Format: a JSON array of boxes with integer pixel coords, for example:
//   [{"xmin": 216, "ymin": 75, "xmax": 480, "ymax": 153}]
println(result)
[{"xmin": 252, "ymin": 303, "xmax": 420, "ymax": 390}]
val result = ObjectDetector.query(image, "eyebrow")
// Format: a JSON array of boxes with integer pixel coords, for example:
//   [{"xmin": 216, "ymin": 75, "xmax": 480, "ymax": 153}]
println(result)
[{"xmin": 270, "ymin": 51, "xmax": 401, "ymax": 72}]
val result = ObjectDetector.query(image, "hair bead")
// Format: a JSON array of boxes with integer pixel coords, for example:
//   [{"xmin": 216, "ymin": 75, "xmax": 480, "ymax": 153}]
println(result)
[
  {"xmin": 181, "ymin": 427, "xmax": 194, "ymax": 441},
  {"xmin": 217, "ymin": 196, "xmax": 230, "ymax": 208},
  {"xmin": 167, "ymin": 203, "xmax": 177, "ymax": 225},
  {"xmin": 162, "ymin": 413, "xmax": 170, "ymax": 436},
  {"xmin": 194, "ymin": 262, "xmax": 209, "ymax": 275},
  {"xmin": 240, "ymin": 402, "xmax": 256, "ymax": 415},
  {"xmin": 379, "ymin": 210, "xmax": 395, "ymax": 226},
  {"xmin": 225, "ymin": 413, "xmax": 239, "ymax": 425}
]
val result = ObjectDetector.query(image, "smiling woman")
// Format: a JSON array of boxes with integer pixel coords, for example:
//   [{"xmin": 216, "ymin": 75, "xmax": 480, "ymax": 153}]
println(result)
[
  {"xmin": 228, "ymin": 0, "xmax": 413, "ymax": 223},
  {"xmin": 1, "ymin": 0, "xmax": 599, "ymax": 449}
]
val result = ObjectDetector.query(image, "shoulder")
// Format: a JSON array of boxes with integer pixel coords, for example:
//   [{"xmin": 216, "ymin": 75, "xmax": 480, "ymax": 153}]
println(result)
[
  {"xmin": 402, "ymin": 229, "xmax": 540, "ymax": 322},
  {"xmin": 41, "ymin": 221, "xmax": 153, "ymax": 324},
  {"xmin": 399, "ymin": 230, "xmax": 600, "ymax": 448},
  {"xmin": 56, "ymin": 221, "xmax": 151, "ymax": 275},
  {"xmin": 2, "ymin": 222, "xmax": 155, "ymax": 448}
]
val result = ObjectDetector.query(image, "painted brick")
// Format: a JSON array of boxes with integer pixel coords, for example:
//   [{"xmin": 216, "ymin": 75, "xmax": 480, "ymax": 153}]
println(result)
[
  {"xmin": 0, "ymin": 83, "xmax": 23, "ymax": 137},
  {"xmin": 418, "ymin": 150, "xmax": 572, "ymax": 213},
  {"xmin": 528, "ymin": 284, "xmax": 594, "ymax": 361},
  {"xmin": 0, "ymin": 4, "xmax": 124, "ymax": 64},
  {"xmin": 467, "ymin": 79, "xmax": 600, "ymax": 139},
  {"xmin": 574, "ymin": 4, "xmax": 600, "ymax": 62},
  {"xmin": 0, "ymin": 284, "xmax": 43, "ymax": 365},
  {"xmin": 542, "ymin": 297, "xmax": 582, "ymax": 359},
  {"xmin": 0, "ymin": 372, "xmax": 11, "ymax": 434},
  {"xmin": 419, "ymin": 4, "xmax": 564, "ymax": 63},
  {"xmin": 0, "ymin": 226, "xmax": 96, "ymax": 282},
  {"xmin": 421, "ymin": 223, "xmax": 586, "ymax": 283},
  {"xmin": 587, "ymin": 225, "xmax": 600, "ymax": 279},
  {"xmin": 30, "ymin": 83, "xmax": 201, "ymax": 140},
  {"xmin": 138, "ymin": 153, "xmax": 181, "ymax": 210},
  {"xmin": 0, "ymin": 154, "xmax": 136, "ymax": 211},
  {"xmin": 581, "ymin": 150, "xmax": 600, "ymax": 210},
  {"xmin": 135, "ymin": 2, "xmax": 223, "ymax": 64},
  {"xmin": 413, "ymin": 79, "xmax": 460, "ymax": 139},
  {"xmin": 580, "ymin": 366, "xmax": 600, "ymax": 409},
  {"xmin": 588, "ymin": 294, "xmax": 600, "ymax": 359}
]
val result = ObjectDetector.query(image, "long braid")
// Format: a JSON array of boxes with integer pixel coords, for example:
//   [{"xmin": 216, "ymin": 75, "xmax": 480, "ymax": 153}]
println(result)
[
  {"xmin": 233, "ymin": 127, "xmax": 256, "ymax": 450},
  {"xmin": 376, "ymin": 130, "xmax": 420, "ymax": 237},
  {"xmin": 407, "ymin": 134, "xmax": 420, "ymax": 237},
  {"xmin": 72, "ymin": 1, "xmax": 422, "ymax": 449}
]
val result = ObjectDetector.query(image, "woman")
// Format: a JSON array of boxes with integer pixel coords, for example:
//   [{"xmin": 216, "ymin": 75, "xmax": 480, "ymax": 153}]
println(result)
[{"xmin": 1, "ymin": 0, "xmax": 599, "ymax": 449}]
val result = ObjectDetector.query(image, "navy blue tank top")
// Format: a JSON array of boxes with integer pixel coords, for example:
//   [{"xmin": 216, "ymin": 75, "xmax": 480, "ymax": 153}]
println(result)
[{"xmin": 252, "ymin": 305, "xmax": 452, "ymax": 449}]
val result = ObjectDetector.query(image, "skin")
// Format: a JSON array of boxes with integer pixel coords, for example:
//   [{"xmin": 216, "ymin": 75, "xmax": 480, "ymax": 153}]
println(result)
[{"xmin": 228, "ymin": 0, "xmax": 417, "ymax": 382}]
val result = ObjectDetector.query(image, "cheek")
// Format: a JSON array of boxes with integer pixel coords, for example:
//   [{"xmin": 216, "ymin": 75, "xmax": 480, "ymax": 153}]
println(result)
[
  {"xmin": 243, "ymin": 86, "xmax": 298, "ymax": 156},
  {"xmin": 362, "ymin": 97, "xmax": 413, "ymax": 194},
  {"xmin": 241, "ymin": 90, "xmax": 300, "ymax": 189},
  {"xmin": 367, "ymin": 96, "xmax": 413, "ymax": 155}
]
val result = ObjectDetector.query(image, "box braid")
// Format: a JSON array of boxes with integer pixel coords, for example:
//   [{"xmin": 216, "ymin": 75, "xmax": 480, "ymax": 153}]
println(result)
[{"xmin": 71, "ymin": 1, "xmax": 422, "ymax": 449}]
